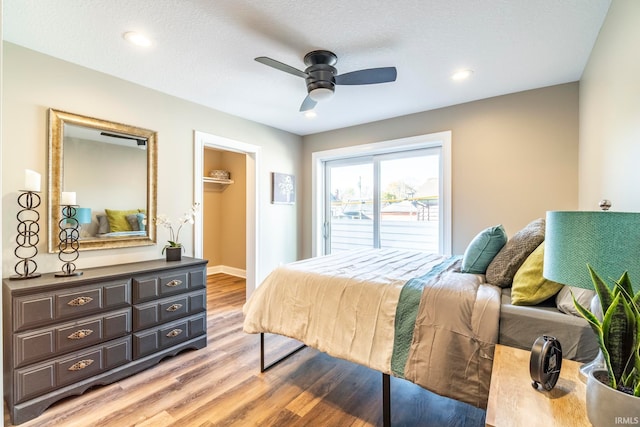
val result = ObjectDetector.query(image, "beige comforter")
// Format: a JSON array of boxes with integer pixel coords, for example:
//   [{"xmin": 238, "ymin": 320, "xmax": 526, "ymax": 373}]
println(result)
[{"xmin": 243, "ymin": 248, "xmax": 501, "ymax": 408}]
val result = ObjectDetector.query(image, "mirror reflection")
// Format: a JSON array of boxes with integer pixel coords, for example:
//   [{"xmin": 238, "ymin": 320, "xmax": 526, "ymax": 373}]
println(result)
[{"xmin": 48, "ymin": 109, "xmax": 157, "ymax": 252}]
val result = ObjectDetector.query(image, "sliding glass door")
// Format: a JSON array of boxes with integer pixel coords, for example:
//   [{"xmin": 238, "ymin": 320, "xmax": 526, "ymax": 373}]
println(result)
[
  {"xmin": 325, "ymin": 157, "xmax": 374, "ymax": 252},
  {"xmin": 324, "ymin": 147, "xmax": 441, "ymax": 254}
]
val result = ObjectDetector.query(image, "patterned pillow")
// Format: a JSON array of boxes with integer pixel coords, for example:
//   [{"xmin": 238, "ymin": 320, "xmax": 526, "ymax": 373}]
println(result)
[{"xmin": 486, "ymin": 218, "xmax": 546, "ymax": 288}]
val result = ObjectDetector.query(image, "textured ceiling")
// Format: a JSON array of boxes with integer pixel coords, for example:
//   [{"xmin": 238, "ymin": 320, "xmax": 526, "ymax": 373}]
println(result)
[{"xmin": 3, "ymin": 0, "xmax": 611, "ymax": 136}]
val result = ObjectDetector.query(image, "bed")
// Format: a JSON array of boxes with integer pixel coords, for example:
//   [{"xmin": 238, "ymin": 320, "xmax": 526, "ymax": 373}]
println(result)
[{"xmin": 243, "ymin": 219, "xmax": 599, "ymax": 425}]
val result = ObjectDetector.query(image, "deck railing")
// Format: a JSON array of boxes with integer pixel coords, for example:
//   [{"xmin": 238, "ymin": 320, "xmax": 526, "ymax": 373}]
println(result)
[{"xmin": 329, "ymin": 219, "xmax": 439, "ymax": 253}]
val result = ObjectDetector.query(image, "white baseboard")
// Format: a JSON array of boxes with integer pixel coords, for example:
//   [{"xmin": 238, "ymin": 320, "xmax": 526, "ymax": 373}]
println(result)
[{"xmin": 207, "ymin": 265, "xmax": 246, "ymax": 278}]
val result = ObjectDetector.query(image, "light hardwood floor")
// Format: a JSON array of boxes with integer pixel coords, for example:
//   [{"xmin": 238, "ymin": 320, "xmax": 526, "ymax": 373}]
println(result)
[{"xmin": 4, "ymin": 273, "xmax": 486, "ymax": 427}]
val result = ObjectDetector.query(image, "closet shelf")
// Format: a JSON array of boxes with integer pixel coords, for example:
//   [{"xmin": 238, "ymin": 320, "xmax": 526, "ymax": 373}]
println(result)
[{"xmin": 203, "ymin": 177, "xmax": 234, "ymax": 192}]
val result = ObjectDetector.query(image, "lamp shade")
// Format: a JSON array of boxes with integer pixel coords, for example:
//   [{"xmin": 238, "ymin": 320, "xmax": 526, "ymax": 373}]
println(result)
[
  {"xmin": 72, "ymin": 207, "xmax": 92, "ymax": 224},
  {"xmin": 543, "ymin": 211, "xmax": 640, "ymax": 292}
]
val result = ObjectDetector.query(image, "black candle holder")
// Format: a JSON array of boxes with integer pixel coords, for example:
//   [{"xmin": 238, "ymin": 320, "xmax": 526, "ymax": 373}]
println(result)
[
  {"xmin": 55, "ymin": 205, "xmax": 83, "ymax": 277},
  {"xmin": 10, "ymin": 191, "xmax": 42, "ymax": 280}
]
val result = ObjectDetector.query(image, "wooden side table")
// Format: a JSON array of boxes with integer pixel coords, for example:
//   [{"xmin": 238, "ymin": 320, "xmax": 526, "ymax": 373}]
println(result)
[{"xmin": 486, "ymin": 344, "xmax": 591, "ymax": 427}]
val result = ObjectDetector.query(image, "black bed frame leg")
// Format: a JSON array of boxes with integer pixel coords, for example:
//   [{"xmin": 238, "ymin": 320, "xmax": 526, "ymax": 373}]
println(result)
[
  {"xmin": 383, "ymin": 373, "xmax": 391, "ymax": 427},
  {"xmin": 260, "ymin": 332, "xmax": 266, "ymax": 372},
  {"xmin": 259, "ymin": 332, "xmax": 306, "ymax": 372}
]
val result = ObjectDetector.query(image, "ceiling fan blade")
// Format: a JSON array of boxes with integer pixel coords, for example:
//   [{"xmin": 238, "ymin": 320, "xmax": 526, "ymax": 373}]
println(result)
[
  {"xmin": 299, "ymin": 95, "xmax": 317, "ymax": 112},
  {"xmin": 255, "ymin": 56, "xmax": 308, "ymax": 79},
  {"xmin": 335, "ymin": 67, "xmax": 397, "ymax": 85},
  {"xmin": 100, "ymin": 132, "xmax": 147, "ymax": 145}
]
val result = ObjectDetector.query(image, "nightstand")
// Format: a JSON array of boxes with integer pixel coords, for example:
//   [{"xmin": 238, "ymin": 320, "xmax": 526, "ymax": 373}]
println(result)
[{"xmin": 486, "ymin": 344, "xmax": 590, "ymax": 427}]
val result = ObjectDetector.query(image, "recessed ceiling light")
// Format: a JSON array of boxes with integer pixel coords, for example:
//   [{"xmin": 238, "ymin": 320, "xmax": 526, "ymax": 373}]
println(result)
[
  {"xmin": 451, "ymin": 69, "xmax": 474, "ymax": 81},
  {"xmin": 123, "ymin": 31, "xmax": 152, "ymax": 47},
  {"xmin": 304, "ymin": 111, "xmax": 317, "ymax": 119}
]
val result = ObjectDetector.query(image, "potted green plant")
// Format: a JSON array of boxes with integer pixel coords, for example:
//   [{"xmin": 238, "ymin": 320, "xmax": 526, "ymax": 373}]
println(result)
[
  {"xmin": 573, "ymin": 265, "xmax": 639, "ymax": 427},
  {"xmin": 154, "ymin": 203, "xmax": 199, "ymax": 261}
]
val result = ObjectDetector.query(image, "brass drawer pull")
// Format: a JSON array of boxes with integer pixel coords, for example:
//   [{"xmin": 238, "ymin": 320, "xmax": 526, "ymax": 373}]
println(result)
[
  {"xmin": 68, "ymin": 359, "xmax": 94, "ymax": 371},
  {"xmin": 67, "ymin": 296, "xmax": 93, "ymax": 306},
  {"xmin": 166, "ymin": 304, "xmax": 183, "ymax": 312},
  {"xmin": 166, "ymin": 329, "xmax": 183, "ymax": 338},
  {"xmin": 68, "ymin": 329, "xmax": 93, "ymax": 340},
  {"xmin": 166, "ymin": 279, "xmax": 183, "ymax": 287}
]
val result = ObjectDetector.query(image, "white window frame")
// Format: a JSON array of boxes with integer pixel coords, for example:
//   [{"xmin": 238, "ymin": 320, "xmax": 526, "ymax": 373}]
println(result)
[{"xmin": 311, "ymin": 131, "xmax": 452, "ymax": 257}]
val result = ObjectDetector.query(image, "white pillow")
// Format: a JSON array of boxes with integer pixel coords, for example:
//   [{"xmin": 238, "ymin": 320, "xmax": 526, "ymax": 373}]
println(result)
[{"xmin": 555, "ymin": 286, "xmax": 596, "ymax": 317}]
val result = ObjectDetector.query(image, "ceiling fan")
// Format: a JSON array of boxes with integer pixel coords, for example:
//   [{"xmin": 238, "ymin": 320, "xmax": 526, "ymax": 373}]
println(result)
[
  {"xmin": 100, "ymin": 131, "xmax": 147, "ymax": 146},
  {"xmin": 255, "ymin": 50, "xmax": 397, "ymax": 112}
]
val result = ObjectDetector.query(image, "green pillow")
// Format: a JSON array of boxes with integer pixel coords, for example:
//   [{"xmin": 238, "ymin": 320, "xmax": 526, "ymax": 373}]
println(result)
[
  {"xmin": 511, "ymin": 242, "xmax": 563, "ymax": 305},
  {"xmin": 461, "ymin": 225, "xmax": 507, "ymax": 274},
  {"xmin": 105, "ymin": 209, "xmax": 139, "ymax": 232},
  {"xmin": 137, "ymin": 213, "xmax": 146, "ymax": 231}
]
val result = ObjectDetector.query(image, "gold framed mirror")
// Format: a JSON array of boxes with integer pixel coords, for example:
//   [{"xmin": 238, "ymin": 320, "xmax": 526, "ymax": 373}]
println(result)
[{"xmin": 48, "ymin": 109, "xmax": 157, "ymax": 252}]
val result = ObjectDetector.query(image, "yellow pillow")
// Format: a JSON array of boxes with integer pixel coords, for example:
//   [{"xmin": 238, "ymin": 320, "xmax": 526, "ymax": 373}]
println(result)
[
  {"xmin": 511, "ymin": 242, "xmax": 563, "ymax": 305},
  {"xmin": 105, "ymin": 209, "xmax": 140, "ymax": 232}
]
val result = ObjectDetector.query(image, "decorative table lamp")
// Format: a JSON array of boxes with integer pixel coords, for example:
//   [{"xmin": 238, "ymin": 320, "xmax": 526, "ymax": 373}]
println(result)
[
  {"xmin": 55, "ymin": 191, "xmax": 83, "ymax": 277},
  {"xmin": 543, "ymin": 207, "xmax": 640, "ymax": 377},
  {"xmin": 10, "ymin": 169, "xmax": 43, "ymax": 280}
]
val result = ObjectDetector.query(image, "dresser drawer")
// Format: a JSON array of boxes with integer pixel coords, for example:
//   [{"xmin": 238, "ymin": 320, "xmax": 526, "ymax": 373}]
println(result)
[
  {"xmin": 132, "ymin": 312, "xmax": 206, "ymax": 359},
  {"xmin": 132, "ymin": 271, "xmax": 187, "ymax": 303},
  {"xmin": 13, "ymin": 279, "xmax": 130, "ymax": 332},
  {"xmin": 14, "ymin": 336, "xmax": 132, "ymax": 404},
  {"xmin": 188, "ymin": 267, "xmax": 206, "ymax": 290},
  {"xmin": 132, "ymin": 265, "xmax": 206, "ymax": 304},
  {"xmin": 14, "ymin": 308, "xmax": 131, "ymax": 368},
  {"xmin": 132, "ymin": 290, "xmax": 206, "ymax": 331}
]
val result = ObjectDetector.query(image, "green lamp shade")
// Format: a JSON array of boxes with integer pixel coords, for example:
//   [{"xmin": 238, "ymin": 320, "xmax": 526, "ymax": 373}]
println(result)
[{"xmin": 543, "ymin": 211, "xmax": 640, "ymax": 292}]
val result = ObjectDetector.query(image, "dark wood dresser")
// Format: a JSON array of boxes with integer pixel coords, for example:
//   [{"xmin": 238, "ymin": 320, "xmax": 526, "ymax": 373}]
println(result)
[{"xmin": 3, "ymin": 257, "xmax": 208, "ymax": 425}]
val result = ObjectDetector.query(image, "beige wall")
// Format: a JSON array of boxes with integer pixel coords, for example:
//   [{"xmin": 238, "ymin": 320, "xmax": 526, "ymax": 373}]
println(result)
[
  {"xmin": 203, "ymin": 149, "xmax": 223, "ymax": 266},
  {"xmin": 302, "ymin": 83, "xmax": 580, "ymax": 256},
  {"xmin": 1, "ymin": 42, "xmax": 302, "ymax": 280},
  {"xmin": 65, "ymin": 137, "xmax": 147, "ymax": 225},
  {"xmin": 203, "ymin": 148, "xmax": 246, "ymax": 271},
  {"xmin": 579, "ymin": 0, "xmax": 640, "ymax": 212},
  {"xmin": 219, "ymin": 151, "xmax": 247, "ymax": 270}
]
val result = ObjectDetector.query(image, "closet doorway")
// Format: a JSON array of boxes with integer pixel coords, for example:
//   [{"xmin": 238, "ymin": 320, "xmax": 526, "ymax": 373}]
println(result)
[{"xmin": 194, "ymin": 131, "xmax": 260, "ymax": 298}]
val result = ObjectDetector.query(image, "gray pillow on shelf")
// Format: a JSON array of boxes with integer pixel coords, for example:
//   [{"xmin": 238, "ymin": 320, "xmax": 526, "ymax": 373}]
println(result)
[
  {"xmin": 485, "ymin": 218, "xmax": 546, "ymax": 288},
  {"xmin": 96, "ymin": 214, "xmax": 110, "ymax": 234},
  {"xmin": 126, "ymin": 214, "xmax": 140, "ymax": 231}
]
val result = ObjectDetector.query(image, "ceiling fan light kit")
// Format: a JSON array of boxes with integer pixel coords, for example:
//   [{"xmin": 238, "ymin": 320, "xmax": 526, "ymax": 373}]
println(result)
[
  {"xmin": 308, "ymin": 87, "xmax": 334, "ymax": 102},
  {"xmin": 255, "ymin": 50, "xmax": 397, "ymax": 112}
]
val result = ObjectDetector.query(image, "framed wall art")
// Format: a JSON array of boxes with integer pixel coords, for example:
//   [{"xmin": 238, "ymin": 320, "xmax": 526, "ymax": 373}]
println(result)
[{"xmin": 272, "ymin": 172, "xmax": 295, "ymax": 204}]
